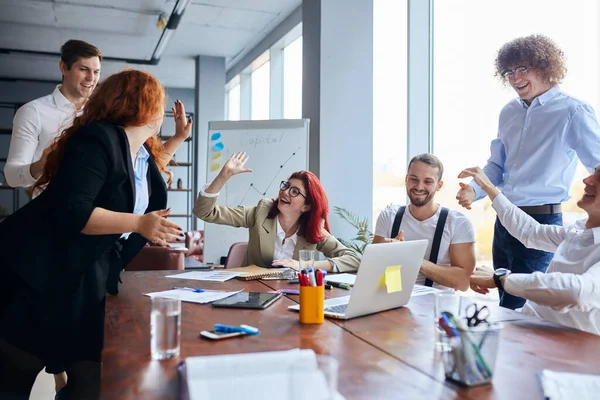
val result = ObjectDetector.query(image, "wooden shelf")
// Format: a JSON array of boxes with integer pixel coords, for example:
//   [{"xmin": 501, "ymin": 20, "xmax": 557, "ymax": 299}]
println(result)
[
  {"xmin": 168, "ymin": 188, "xmax": 192, "ymax": 192},
  {"xmin": 160, "ymin": 135, "xmax": 191, "ymax": 142},
  {"xmin": 166, "ymin": 214, "xmax": 191, "ymax": 218},
  {"xmin": 168, "ymin": 161, "xmax": 192, "ymax": 166}
]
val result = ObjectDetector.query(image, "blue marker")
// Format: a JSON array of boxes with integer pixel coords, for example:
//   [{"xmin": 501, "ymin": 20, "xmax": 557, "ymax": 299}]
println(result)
[
  {"xmin": 214, "ymin": 324, "xmax": 260, "ymax": 335},
  {"xmin": 173, "ymin": 287, "xmax": 205, "ymax": 293}
]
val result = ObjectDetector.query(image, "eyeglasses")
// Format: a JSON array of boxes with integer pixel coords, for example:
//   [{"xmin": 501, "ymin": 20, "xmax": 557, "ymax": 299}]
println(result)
[
  {"xmin": 279, "ymin": 181, "xmax": 306, "ymax": 199},
  {"xmin": 501, "ymin": 66, "xmax": 530, "ymax": 79}
]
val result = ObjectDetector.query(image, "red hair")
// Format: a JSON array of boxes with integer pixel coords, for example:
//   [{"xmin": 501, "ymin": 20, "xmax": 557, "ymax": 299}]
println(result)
[
  {"xmin": 35, "ymin": 69, "xmax": 170, "ymax": 191},
  {"xmin": 268, "ymin": 170, "xmax": 331, "ymax": 244}
]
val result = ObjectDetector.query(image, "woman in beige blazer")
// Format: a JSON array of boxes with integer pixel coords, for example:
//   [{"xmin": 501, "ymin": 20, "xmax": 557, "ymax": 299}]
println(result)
[{"xmin": 193, "ymin": 152, "xmax": 360, "ymax": 272}]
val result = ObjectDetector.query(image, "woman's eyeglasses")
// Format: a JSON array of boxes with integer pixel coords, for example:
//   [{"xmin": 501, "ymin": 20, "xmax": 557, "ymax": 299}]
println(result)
[{"xmin": 279, "ymin": 181, "xmax": 306, "ymax": 198}]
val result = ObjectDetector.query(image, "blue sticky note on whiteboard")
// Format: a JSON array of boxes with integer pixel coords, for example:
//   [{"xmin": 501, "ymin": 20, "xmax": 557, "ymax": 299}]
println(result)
[
  {"xmin": 212, "ymin": 142, "xmax": 224, "ymax": 152},
  {"xmin": 211, "ymin": 132, "xmax": 221, "ymax": 141}
]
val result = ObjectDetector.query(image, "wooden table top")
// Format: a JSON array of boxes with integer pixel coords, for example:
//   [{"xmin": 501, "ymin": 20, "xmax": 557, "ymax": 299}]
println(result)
[
  {"xmin": 260, "ymin": 279, "xmax": 600, "ymax": 400},
  {"xmin": 102, "ymin": 271, "xmax": 467, "ymax": 400}
]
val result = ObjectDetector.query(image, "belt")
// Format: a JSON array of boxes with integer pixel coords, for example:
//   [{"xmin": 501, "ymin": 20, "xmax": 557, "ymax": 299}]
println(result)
[{"xmin": 517, "ymin": 204, "xmax": 561, "ymax": 215}]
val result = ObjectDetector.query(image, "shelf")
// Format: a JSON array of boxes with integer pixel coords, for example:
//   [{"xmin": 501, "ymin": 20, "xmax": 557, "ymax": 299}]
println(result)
[
  {"xmin": 168, "ymin": 161, "xmax": 192, "ymax": 166},
  {"xmin": 168, "ymin": 188, "xmax": 192, "ymax": 192},
  {"xmin": 166, "ymin": 214, "xmax": 191, "ymax": 218},
  {"xmin": 160, "ymin": 135, "xmax": 191, "ymax": 142}
]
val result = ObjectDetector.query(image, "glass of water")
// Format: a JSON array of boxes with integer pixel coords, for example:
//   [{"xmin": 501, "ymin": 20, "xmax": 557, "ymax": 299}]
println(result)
[
  {"xmin": 150, "ymin": 296, "xmax": 181, "ymax": 360},
  {"xmin": 299, "ymin": 249, "xmax": 315, "ymax": 272}
]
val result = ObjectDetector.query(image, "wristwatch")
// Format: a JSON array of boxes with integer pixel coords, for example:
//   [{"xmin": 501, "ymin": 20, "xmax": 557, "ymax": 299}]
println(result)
[{"xmin": 493, "ymin": 268, "xmax": 511, "ymax": 290}]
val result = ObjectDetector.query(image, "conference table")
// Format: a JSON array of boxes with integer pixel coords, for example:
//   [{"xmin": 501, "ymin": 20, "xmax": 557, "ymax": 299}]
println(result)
[{"xmin": 101, "ymin": 271, "xmax": 600, "ymax": 399}]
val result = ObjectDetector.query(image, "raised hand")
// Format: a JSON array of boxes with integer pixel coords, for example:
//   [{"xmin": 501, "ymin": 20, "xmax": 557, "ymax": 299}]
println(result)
[
  {"xmin": 458, "ymin": 167, "xmax": 500, "ymax": 204},
  {"xmin": 456, "ymin": 182, "xmax": 476, "ymax": 210},
  {"xmin": 136, "ymin": 208, "xmax": 183, "ymax": 245},
  {"xmin": 172, "ymin": 100, "xmax": 192, "ymax": 140},
  {"xmin": 221, "ymin": 152, "xmax": 253, "ymax": 178}
]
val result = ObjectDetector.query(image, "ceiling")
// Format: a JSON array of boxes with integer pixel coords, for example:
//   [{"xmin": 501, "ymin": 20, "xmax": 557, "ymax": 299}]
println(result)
[{"xmin": 0, "ymin": 0, "xmax": 301, "ymax": 88}]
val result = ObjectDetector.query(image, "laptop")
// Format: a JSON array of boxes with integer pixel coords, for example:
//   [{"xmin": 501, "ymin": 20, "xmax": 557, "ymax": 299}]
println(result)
[{"xmin": 288, "ymin": 240, "xmax": 428, "ymax": 320}]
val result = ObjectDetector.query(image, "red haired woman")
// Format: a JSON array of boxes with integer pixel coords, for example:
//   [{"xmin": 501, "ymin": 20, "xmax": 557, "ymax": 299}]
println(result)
[
  {"xmin": 0, "ymin": 70, "xmax": 184, "ymax": 399},
  {"xmin": 194, "ymin": 152, "xmax": 360, "ymax": 272}
]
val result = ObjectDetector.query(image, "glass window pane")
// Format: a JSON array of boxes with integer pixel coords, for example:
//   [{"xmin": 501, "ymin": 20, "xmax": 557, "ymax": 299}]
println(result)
[
  {"xmin": 373, "ymin": 0, "xmax": 408, "ymax": 224},
  {"xmin": 433, "ymin": 0, "xmax": 598, "ymax": 265},
  {"xmin": 283, "ymin": 36, "xmax": 303, "ymax": 119},
  {"xmin": 251, "ymin": 61, "xmax": 270, "ymax": 120},
  {"xmin": 228, "ymin": 84, "xmax": 240, "ymax": 121}
]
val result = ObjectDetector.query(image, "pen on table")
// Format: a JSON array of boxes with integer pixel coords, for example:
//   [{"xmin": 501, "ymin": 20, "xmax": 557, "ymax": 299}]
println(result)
[
  {"xmin": 326, "ymin": 281, "xmax": 351, "ymax": 290},
  {"xmin": 173, "ymin": 287, "xmax": 205, "ymax": 293},
  {"xmin": 288, "ymin": 279, "xmax": 300, "ymax": 284},
  {"xmin": 280, "ymin": 289, "xmax": 300, "ymax": 295},
  {"xmin": 324, "ymin": 284, "xmax": 333, "ymax": 290},
  {"xmin": 214, "ymin": 324, "xmax": 260, "ymax": 335}
]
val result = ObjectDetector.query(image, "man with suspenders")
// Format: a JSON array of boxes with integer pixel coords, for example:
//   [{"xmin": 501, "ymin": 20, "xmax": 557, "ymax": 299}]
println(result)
[{"xmin": 373, "ymin": 154, "xmax": 476, "ymax": 291}]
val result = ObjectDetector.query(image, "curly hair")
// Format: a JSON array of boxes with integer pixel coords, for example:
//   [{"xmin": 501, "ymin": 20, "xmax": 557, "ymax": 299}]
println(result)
[
  {"xmin": 35, "ymin": 69, "xmax": 170, "ymax": 192},
  {"xmin": 494, "ymin": 34, "xmax": 567, "ymax": 84}
]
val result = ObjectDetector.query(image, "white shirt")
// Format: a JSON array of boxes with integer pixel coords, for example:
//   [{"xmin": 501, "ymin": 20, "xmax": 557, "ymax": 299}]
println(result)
[
  {"xmin": 274, "ymin": 217, "xmax": 297, "ymax": 260},
  {"xmin": 375, "ymin": 204, "xmax": 475, "ymax": 287},
  {"xmin": 4, "ymin": 85, "xmax": 80, "ymax": 187},
  {"xmin": 493, "ymin": 194, "xmax": 600, "ymax": 336}
]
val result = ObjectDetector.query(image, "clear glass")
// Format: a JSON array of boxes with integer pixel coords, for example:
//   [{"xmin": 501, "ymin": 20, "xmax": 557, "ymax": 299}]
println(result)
[
  {"xmin": 251, "ymin": 61, "xmax": 270, "ymax": 120},
  {"xmin": 299, "ymin": 249, "xmax": 315, "ymax": 272},
  {"xmin": 289, "ymin": 355, "xmax": 339, "ymax": 400},
  {"xmin": 434, "ymin": 293, "xmax": 473, "ymax": 352},
  {"xmin": 150, "ymin": 296, "xmax": 181, "ymax": 360},
  {"xmin": 441, "ymin": 323, "xmax": 503, "ymax": 387}
]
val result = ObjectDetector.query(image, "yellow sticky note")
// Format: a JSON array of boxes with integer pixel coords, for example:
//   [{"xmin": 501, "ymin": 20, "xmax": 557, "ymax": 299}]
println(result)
[{"xmin": 382, "ymin": 265, "xmax": 402, "ymax": 293}]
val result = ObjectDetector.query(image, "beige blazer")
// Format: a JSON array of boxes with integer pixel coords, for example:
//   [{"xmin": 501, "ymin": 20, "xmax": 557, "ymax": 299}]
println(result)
[{"xmin": 193, "ymin": 194, "xmax": 360, "ymax": 272}]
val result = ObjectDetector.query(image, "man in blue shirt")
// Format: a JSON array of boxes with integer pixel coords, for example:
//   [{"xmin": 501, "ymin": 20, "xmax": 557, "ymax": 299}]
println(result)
[{"xmin": 457, "ymin": 34, "xmax": 600, "ymax": 310}]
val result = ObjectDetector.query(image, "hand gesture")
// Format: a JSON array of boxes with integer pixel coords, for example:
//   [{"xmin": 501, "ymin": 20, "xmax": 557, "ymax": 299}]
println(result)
[
  {"xmin": 469, "ymin": 265, "xmax": 495, "ymax": 294},
  {"xmin": 221, "ymin": 152, "xmax": 253, "ymax": 178},
  {"xmin": 272, "ymin": 259, "xmax": 300, "ymax": 271},
  {"xmin": 458, "ymin": 167, "xmax": 493, "ymax": 192},
  {"xmin": 172, "ymin": 100, "xmax": 192, "ymax": 140},
  {"xmin": 456, "ymin": 182, "xmax": 476, "ymax": 210},
  {"xmin": 136, "ymin": 209, "xmax": 183, "ymax": 246}
]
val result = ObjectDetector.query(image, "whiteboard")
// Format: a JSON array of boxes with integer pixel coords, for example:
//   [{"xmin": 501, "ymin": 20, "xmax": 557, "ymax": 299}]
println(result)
[{"xmin": 203, "ymin": 119, "xmax": 310, "ymax": 265}]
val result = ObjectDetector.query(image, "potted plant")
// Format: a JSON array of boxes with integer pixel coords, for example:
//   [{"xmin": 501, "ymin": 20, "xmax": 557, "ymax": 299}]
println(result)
[{"xmin": 332, "ymin": 206, "xmax": 373, "ymax": 255}]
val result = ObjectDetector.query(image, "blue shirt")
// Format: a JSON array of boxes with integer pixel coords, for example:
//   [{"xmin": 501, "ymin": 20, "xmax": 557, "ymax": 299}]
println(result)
[
  {"xmin": 472, "ymin": 86, "xmax": 600, "ymax": 206},
  {"xmin": 121, "ymin": 145, "xmax": 150, "ymax": 239}
]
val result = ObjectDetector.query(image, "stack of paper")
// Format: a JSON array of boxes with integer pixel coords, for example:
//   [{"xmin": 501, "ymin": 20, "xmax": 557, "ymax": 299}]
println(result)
[
  {"xmin": 540, "ymin": 370, "xmax": 600, "ymax": 400},
  {"xmin": 181, "ymin": 349, "xmax": 343, "ymax": 400},
  {"xmin": 165, "ymin": 270, "xmax": 243, "ymax": 282},
  {"xmin": 144, "ymin": 289, "xmax": 242, "ymax": 304}
]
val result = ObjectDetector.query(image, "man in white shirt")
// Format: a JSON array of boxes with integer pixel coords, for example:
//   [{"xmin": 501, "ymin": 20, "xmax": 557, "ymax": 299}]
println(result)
[
  {"xmin": 463, "ymin": 166, "xmax": 600, "ymax": 335},
  {"xmin": 373, "ymin": 154, "xmax": 476, "ymax": 291},
  {"xmin": 4, "ymin": 40, "xmax": 102, "ymax": 189}
]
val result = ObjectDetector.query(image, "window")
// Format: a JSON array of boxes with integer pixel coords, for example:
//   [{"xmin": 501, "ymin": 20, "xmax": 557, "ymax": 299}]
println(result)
[
  {"xmin": 433, "ymin": 0, "xmax": 598, "ymax": 264},
  {"xmin": 372, "ymin": 0, "xmax": 408, "ymax": 224},
  {"xmin": 251, "ymin": 61, "xmax": 270, "ymax": 120},
  {"xmin": 227, "ymin": 83, "xmax": 240, "ymax": 121},
  {"xmin": 283, "ymin": 36, "xmax": 303, "ymax": 119}
]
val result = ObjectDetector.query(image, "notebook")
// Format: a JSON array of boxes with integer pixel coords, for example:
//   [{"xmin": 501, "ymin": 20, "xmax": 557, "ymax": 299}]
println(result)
[
  {"xmin": 225, "ymin": 265, "xmax": 290, "ymax": 281},
  {"xmin": 178, "ymin": 349, "xmax": 344, "ymax": 400}
]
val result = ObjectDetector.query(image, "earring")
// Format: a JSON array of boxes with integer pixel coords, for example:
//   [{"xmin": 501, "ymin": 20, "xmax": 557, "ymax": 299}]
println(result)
[{"xmin": 147, "ymin": 121, "xmax": 158, "ymax": 129}]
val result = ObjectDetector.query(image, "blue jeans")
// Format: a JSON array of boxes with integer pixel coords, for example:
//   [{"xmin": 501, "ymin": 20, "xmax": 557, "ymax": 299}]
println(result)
[{"xmin": 492, "ymin": 213, "xmax": 562, "ymax": 310}]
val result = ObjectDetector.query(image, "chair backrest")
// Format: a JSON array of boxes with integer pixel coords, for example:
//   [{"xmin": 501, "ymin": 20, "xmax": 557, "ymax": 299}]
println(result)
[
  {"xmin": 185, "ymin": 230, "xmax": 204, "ymax": 257},
  {"xmin": 223, "ymin": 242, "xmax": 249, "ymax": 269},
  {"xmin": 126, "ymin": 245, "xmax": 185, "ymax": 271}
]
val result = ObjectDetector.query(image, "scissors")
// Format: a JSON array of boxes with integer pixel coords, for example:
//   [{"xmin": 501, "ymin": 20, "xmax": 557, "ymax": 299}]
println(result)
[{"xmin": 465, "ymin": 303, "xmax": 490, "ymax": 327}]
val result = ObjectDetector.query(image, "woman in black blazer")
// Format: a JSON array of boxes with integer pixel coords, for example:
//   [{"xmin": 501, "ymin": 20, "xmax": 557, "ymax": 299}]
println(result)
[{"xmin": 0, "ymin": 70, "xmax": 183, "ymax": 399}]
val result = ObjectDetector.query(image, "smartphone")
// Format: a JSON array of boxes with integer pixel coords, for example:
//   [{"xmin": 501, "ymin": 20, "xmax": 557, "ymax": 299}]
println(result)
[{"xmin": 199, "ymin": 330, "xmax": 247, "ymax": 340}]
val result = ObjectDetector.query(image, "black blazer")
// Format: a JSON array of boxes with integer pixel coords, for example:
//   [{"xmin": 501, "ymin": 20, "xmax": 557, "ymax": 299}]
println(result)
[{"xmin": 0, "ymin": 121, "xmax": 167, "ymax": 361}]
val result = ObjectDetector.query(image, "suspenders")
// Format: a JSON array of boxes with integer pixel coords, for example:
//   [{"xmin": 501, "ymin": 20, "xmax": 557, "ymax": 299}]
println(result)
[{"xmin": 390, "ymin": 206, "xmax": 449, "ymax": 287}]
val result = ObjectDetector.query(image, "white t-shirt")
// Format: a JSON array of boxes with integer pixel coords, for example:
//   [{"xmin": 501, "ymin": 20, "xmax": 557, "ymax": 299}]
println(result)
[
  {"xmin": 374, "ymin": 204, "xmax": 475, "ymax": 286},
  {"xmin": 4, "ymin": 85, "xmax": 80, "ymax": 187}
]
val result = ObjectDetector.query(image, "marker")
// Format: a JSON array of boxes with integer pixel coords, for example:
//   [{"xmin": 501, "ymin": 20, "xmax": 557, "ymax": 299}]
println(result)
[
  {"xmin": 288, "ymin": 279, "xmax": 300, "ymax": 284},
  {"xmin": 173, "ymin": 287, "xmax": 205, "ymax": 293},
  {"xmin": 280, "ymin": 289, "xmax": 300, "ymax": 295},
  {"xmin": 214, "ymin": 324, "xmax": 260, "ymax": 335},
  {"xmin": 326, "ymin": 281, "xmax": 351, "ymax": 290}
]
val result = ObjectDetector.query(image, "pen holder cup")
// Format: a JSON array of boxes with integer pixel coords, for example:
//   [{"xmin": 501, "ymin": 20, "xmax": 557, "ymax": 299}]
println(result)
[
  {"xmin": 441, "ymin": 323, "xmax": 503, "ymax": 387},
  {"xmin": 299, "ymin": 285, "xmax": 325, "ymax": 324}
]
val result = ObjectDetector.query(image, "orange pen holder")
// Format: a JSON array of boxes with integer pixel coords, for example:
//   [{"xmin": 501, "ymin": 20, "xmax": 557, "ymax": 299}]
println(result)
[{"xmin": 299, "ymin": 285, "xmax": 325, "ymax": 324}]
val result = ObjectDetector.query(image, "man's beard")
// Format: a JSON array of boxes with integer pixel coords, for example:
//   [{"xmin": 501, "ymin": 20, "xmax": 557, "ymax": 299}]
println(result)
[{"xmin": 408, "ymin": 189, "xmax": 435, "ymax": 207}]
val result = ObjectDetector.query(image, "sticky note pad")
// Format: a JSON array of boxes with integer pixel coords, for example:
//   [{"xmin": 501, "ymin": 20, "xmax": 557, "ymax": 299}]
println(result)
[{"xmin": 383, "ymin": 265, "xmax": 402, "ymax": 293}]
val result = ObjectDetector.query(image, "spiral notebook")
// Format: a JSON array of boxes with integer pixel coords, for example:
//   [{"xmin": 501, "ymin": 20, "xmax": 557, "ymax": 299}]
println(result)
[{"xmin": 225, "ymin": 265, "xmax": 290, "ymax": 281}]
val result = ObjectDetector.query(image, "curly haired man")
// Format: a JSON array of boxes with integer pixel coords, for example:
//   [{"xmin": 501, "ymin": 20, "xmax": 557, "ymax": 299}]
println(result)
[{"xmin": 456, "ymin": 34, "xmax": 600, "ymax": 310}]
